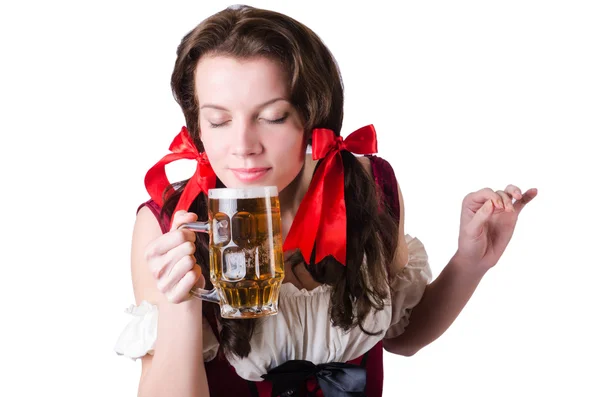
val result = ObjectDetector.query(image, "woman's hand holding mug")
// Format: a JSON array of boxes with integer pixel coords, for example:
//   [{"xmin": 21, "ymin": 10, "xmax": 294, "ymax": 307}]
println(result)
[{"xmin": 144, "ymin": 210, "xmax": 205, "ymax": 304}]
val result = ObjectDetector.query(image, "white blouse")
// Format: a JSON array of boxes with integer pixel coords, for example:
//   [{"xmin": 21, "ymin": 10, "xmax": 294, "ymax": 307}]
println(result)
[{"xmin": 114, "ymin": 234, "xmax": 432, "ymax": 381}]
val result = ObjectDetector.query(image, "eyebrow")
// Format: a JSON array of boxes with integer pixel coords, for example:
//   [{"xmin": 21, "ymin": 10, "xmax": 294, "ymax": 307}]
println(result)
[{"xmin": 199, "ymin": 97, "xmax": 289, "ymax": 111}]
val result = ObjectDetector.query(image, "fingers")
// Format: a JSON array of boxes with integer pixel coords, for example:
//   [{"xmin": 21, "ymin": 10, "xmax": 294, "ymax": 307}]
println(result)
[
  {"xmin": 156, "ymin": 242, "xmax": 197, "ymax": 293},
  {"xmin": 170, "ymin": 210, "xmax": 198, "ymax": 232},
  {"xmin": 513, "ymin": 188, "xmax": 538, "ymax": 214},
  {"xmin": 166, "ymin": 265, "xmax": 205, "ymax": 304},
  {"xmin": 463, "ymin": 185, "xmax": 537, "ymax": 240},
  {"xmin": 466, "ymin": 185, "xmax": 536, "ymax": 214},
  {"xmin": 464, "ymin": 188, "xmax": 505, "ymax": 210},
  {"xmin": 499, "ymin": 185, "xmax": 537, "ymax": 214},
  {"xmin": 145, "ymin": 228, "xmax": 196, "ymax": 275},
  {"xmin": 143, "ymin": 210, "xmax": 204, "ymax": 303},
  {"xmin": 464, "ymin": 199, "xmax": 495, "ymax": 239},
  {"xmin": 495, "ymin": 190, "xmax": 514, "ymax": 212},
  {"xmin": 504, "ymin": 184, "xmax": 523, "ymax": 200}
]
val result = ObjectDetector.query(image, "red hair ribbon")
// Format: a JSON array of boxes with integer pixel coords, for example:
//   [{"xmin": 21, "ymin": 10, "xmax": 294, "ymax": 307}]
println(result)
[
  {"xmin": 283, "ymin": 124, "xmax": 378, "ymax": 265},
  {"xmin": 144, "ymin": 126, "xmax": 216, "ymax": 225}
]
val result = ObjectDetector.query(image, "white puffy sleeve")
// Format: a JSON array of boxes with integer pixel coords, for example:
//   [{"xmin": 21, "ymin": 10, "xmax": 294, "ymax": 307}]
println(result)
[
  {"xmin": 113, "ymin": 300, "xmax": 220, "ymax": 362},
  {"xmin": 384, "ymin": 234, "xmax": 433, "ymax": 339}
]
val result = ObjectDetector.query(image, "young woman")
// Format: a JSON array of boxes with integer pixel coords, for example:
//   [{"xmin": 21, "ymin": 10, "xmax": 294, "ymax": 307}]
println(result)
[{"xmin": 115, "ymin": 5, "xmax": 537, "ymax": 396}]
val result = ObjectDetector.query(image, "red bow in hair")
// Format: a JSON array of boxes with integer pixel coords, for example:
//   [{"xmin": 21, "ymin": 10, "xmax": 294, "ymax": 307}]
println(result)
[
  {"xmin": 283, "ymin": 124, "xmax": 378, "ymax": 265},
  {"xmin": 144, "ymin": 126, "xmax": 216, "ymax": 225}
]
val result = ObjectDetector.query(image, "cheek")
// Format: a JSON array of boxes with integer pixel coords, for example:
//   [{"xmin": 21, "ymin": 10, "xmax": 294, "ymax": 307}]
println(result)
[
  {"xmin": 271, "ymin": 134, "xmax": 305, "ymax": 170},
  {"xmin": 200, "ymin": 132, "xmax": 227, "ymax": 157}
]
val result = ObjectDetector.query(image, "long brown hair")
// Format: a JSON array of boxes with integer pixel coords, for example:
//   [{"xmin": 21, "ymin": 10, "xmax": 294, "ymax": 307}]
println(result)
[{"xmin": 161, "ymin": 5, "xmax": 398, "ymax": 359}]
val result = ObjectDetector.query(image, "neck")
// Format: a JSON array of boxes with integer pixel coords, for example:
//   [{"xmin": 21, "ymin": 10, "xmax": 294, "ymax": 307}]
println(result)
[{"xmin": 279, "ymin": 154, "xmax": 317, "ymax": 237}]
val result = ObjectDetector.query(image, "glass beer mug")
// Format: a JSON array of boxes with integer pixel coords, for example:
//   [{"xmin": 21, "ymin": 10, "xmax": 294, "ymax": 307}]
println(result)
[{"xmin": 180, "ymin": 186, "xmax": 284, "ymax": 319}]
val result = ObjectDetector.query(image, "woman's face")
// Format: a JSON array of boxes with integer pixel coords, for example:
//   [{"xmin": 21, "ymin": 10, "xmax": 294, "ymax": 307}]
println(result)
[{"xmin": 195, "ymin": 55, "xmax": 306, "ymax": 191}]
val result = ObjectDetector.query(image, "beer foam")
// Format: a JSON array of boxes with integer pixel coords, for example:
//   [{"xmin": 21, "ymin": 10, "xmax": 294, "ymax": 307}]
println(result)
[{"xmin": 208, "ymin": 186, "xmax": 278, "ymax": 199}]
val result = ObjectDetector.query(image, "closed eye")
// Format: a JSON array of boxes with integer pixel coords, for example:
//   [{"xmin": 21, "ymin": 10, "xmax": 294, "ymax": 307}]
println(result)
[
  {"xmin": 265, "ymin": 114, "xmax": 289, "ymax": 124},
  {"xmin": 208, "ymin": 121, "xmax": 230, "ymax": 128},
  {"xmin": 208, "ymin": 114, "xmax": 289, "ymax": 128}
]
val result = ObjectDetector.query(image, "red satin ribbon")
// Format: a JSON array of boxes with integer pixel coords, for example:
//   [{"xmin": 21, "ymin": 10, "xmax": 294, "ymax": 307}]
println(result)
[
  {"xmin": 283, "ymin": 124, "xmax": 378, "ymax": 265},
  {"xmin": 144, "ymin": 126, "xmax": 216, "ymax": 225}
]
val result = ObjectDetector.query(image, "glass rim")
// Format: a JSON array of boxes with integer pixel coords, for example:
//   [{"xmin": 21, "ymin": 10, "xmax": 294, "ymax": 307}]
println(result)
[{"xmin": 208, "ymin": 186, "xmax": 278, "ymax": 199}]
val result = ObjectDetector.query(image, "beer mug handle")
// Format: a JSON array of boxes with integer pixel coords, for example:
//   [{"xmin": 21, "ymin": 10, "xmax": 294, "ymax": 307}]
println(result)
[{"xmin": 178, "ymin": 221, "xmax": 220, "ymax": 304}]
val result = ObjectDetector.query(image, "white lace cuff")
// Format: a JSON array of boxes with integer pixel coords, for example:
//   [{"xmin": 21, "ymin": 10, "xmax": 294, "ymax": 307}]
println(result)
[
  {"xmin": 114, "ymin": 301, "xmax": 158, "ymax": 360},
  {"xmin": 114, "ymin": 300, "xmax": 219, "ymax": 362}
]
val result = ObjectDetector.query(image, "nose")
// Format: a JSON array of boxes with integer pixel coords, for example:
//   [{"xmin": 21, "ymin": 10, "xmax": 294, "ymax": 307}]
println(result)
[{"xmin": 231, "ymin": 122, "xmax": 263, "ymax": 157}]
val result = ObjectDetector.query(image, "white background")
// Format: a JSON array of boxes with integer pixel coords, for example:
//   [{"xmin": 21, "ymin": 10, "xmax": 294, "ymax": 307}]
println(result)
[{"xmin": 1, "ymin": 1, "xmax": 598, "ymax": 396}]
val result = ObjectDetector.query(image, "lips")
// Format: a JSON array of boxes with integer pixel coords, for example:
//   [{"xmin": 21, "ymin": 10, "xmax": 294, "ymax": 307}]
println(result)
[{"xmin": 229, "ymin": 167, "xmax": 271, "ymax": 183}]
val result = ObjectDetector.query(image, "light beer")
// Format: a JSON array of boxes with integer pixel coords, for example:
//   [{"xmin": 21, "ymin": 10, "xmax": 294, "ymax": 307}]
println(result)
[{"xmin": 207, "ymin": 187, "xmax": 284, "ymax": 318}]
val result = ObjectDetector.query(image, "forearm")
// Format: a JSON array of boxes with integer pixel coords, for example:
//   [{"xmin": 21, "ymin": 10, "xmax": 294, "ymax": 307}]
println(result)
[
  {"xmin": 384, "ymin": 252, "xmax": 488, "ymax": 356},
  {"xmin": 139, "ymin": 299, "xmax": 209, "ymax": 397}
]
